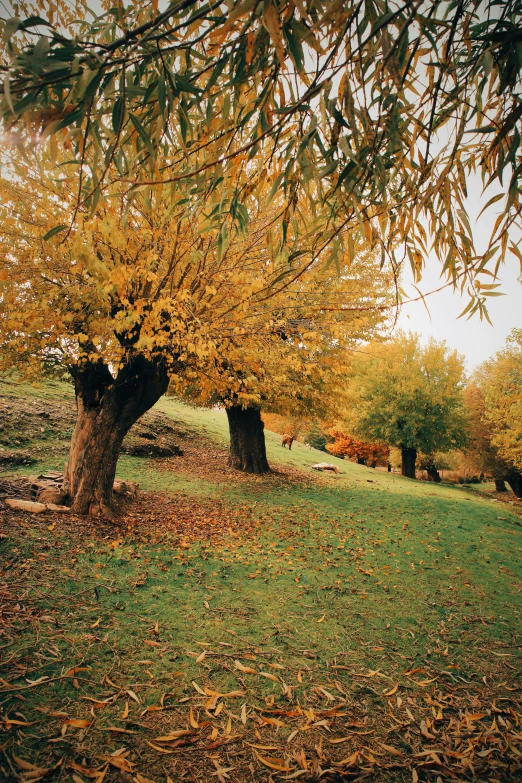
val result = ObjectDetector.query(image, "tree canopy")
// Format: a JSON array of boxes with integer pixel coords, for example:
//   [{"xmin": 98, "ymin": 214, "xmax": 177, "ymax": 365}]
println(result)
[
  {"xmin": 2, "ymin": 1, "xmax": 522, "ymax": 316},
  {"xmin": 479, "ymin": 329, "xmax": 522, "ymax": 469},
  {"xmin": 342, "ymin": 332, "xmax": 468, "ymax": 476},
  {"xmin": 464, "ymin": 380, "xmax": 514, "ymax": 481},
  {"xmin": 0, "ymin": 143, "xmax": 394, "ymax": 507},
  {"xmin": 0, "ymin": 145, "xmax": 393, "ymax": 386}
]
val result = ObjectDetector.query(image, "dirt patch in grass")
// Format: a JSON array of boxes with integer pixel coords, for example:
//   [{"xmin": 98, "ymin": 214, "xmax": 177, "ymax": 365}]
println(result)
[
  {"xmin": 0, "ymin": 383, "xmax": 191, "ymax": 472},
  {"xmin": 152, "ymin": 439, "xmax": 318, "ymax": 495},
  {"xmin": 0, "ymin": 491, "xmax": 261, "ymax": 545}
]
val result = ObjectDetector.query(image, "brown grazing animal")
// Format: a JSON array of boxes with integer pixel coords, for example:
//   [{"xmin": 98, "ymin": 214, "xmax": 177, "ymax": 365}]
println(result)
[{"xmin": 281, "ymin": 434, "xmax": 295, "ymax": 450}]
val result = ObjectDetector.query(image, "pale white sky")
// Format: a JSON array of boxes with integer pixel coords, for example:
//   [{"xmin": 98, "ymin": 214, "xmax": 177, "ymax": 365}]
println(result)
[
  {"xmin": 395, "ymin": 159, "xmax": 522, "ymax": 371},
  {"xmin": 396, "ymin": 256, "xmax": 521, "ymax": 371}
]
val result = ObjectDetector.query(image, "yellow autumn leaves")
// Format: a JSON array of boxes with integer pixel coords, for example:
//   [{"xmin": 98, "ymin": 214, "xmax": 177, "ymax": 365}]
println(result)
[{"xmin": 0, "ymin": 144, "xmax": 395, "ymax": 410}]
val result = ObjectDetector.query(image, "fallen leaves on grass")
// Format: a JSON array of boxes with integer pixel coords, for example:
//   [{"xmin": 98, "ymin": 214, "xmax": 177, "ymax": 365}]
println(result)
[{"xmin": 1, "ymin": 491, "xmax": 521, "ymax": 783}]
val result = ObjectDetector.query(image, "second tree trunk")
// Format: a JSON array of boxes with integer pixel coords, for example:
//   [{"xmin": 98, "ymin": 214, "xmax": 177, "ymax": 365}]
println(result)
[
  {"xmin": 506, "ymin": 470, "xmax": 522, "ymax": 498},
  {"xmin": 426, "ymin": 464, "xmax": 442, "ymax": 482},
  {"xmin": 401, "ymin": 447, "xmax": 417, "ymax": 479},
  {"xmin": 226, "ymin": 406, "xmax": 270, "ymax": 474}
]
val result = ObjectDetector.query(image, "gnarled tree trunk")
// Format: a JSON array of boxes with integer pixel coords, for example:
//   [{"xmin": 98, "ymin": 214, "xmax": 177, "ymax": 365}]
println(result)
[
  {"xmin": 506, "ymin": 469, "xmax": 522, "ymax": 498},
  {"xmin": 64, "ymin": 356, "xmax": 169, "ymax": 515},
  {"xmin": 401, "ymin": 447, "xmax": 417, "ymax": 479},
  {"xmin": 226, "ymin": 406, "xmax": 270, "ymax": 474}
]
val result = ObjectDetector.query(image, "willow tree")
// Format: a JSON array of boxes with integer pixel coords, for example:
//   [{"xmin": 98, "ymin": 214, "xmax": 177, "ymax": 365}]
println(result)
[{"xmin": 2, "ymin": 1, "xmax": 521, "ymax": 315}]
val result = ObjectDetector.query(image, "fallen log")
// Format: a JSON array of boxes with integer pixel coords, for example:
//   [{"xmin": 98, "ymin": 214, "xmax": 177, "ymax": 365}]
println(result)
[
  {"xmin": 311, "ymin": 462, "xmax": 340, "ymax": 474},
  {"xmin": 5, "ymin": 499, "xmax": 47, "ymax": 513},
  {"xmin": 3, "ymin": 474, "xmax": 139, "ymax": 512},
  {"xmin": 4, "ymin": 498, "xmax": 71, "ymax": 513}
]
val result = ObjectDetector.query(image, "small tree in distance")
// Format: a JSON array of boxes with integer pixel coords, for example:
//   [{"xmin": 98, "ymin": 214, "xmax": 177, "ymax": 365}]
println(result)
[
  {"xmin": 344, "ymin": 333, "xmax": 468, "ymax": 479},
  {"xmin": 467, "ymin": 332, "xmax": 522, "ymax": 497},
  {"xmin": 481, "ymin": 330, "xmax": 522, "ymax": 475},
  {"xmin": 326, "ymin": 430, "xmax": 389, "ymax": 468}
]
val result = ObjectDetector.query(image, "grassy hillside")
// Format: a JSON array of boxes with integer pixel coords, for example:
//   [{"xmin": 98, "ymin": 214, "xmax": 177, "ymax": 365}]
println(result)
[{"xmin": 0, "ymin": 380, "xmax": 521, "ymax": 782}]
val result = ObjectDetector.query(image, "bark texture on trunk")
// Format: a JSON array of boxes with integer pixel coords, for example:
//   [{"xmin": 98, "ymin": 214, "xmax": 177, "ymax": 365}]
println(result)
[
  {"xmin": 506, "ymin": 469, "xmax": 522, "ymax": 498},
  {"xmin": 494, "ymin": 479, "xmax": 508, "ymax": 492},
  {"xmin": 64, "ymin": 356, "xmax": 169, "ymax": 515},
  {"xmin": 401, "ymin": 447, "xmax": 417, "ymax": 479},
  {"xmin": 226, "ymin": 406, "xmax": 270, "ymax": 474}
]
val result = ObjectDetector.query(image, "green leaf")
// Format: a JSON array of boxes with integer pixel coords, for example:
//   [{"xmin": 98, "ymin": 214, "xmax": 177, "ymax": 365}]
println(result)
[
  {"xmin": 284, "ymin": 24, "xmax": 304, "ymax": 73},
  {"xmin": 112, "ymin": 97, "xmax": 125, "ymax": 134},
  {"xmin": 336, "ymin": 160, "xmax": 357, "ymax": 190},
  {"xmin": 271, "ymin": 267, "xmax": 297, "ymax": 286},
  {"xmin": 323, "ymin": 238, "xmax": 341, "ymax": 274},
  {"xmin": 55, "ymin": 106, "xmax": 85, "ymax": 131},
  {"xmin": 318, "ymin": 160, "xmax": 338, "ymax": 179},
  {"xmin": 129, "ymin": 112, "xmax": 154, "ymax": 157},
  {"xmin": 20, "ymin": 16, "xmax": 54, "ymax": 31},
  {"xmin": 206, "ymin": 57, "xmax": 228, "ymax": 92},
  {"xmin": 463, "ymin": 125, "xmax": 496, "ymax": 134},
  {"xmin": 267, "ymin": 172, "xmax": 284, "ymax": 206},
  {"xmin": 173, "ymin": 73, "xmax": 201, "ymax": 97},
  {"xmin": 297, "ymin": 130, "xmax": 315, "ymax": 157},
  {"xmin": 43, "ymin": 225, "xmax": 67, "ymax": 241},
  {"xmin": 157, "ymin": 76, "xmax": 166, "ymax": 115}
]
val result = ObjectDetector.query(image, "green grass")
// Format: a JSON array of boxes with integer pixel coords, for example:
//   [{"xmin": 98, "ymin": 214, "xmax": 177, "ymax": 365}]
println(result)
[{"xmin": 1, "ymin": 384, "xmax": 521, "ymax": 782}]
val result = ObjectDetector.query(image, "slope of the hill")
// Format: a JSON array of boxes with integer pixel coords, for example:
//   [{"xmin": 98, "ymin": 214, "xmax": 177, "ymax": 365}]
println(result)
[{"xmin": 0, "ymin": 379, "xmax": 521, "ymax": 782}]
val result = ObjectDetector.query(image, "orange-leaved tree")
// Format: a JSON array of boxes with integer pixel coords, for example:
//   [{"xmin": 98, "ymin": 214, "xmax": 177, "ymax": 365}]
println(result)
[{"xmin": 326, "ymin": 431, "xmax": 389, "ymax": 467}]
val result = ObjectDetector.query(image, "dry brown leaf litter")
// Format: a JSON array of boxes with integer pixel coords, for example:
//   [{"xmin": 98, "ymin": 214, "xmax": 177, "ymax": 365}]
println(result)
[{"xmin": 1, "ymin": 501, "xmax": 521, "ymax": 783}]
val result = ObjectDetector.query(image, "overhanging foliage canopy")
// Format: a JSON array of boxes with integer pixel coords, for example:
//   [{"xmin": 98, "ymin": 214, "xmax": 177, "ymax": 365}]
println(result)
[{"xmin": 1, "ymin": 0, "xmax": 522, "ymax": 315}]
